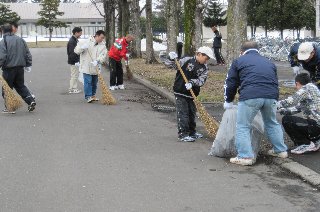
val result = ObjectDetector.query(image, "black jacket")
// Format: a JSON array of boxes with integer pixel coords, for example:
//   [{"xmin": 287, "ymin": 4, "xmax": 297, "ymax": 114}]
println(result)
[
  {"xmin": 213, "ymin": 30, "xmax": 222, "ymax": 48},
  {"xmin": 67, "ymin": 36, "xmax": 80, "ymax": 65},
  {"xmin": 166, "ymin": 56, "xmax": 208, "ymax": 98},
  {"xmin": 224, "ymin": 50, "xmax": 279, "ymax": 102},
  {"xmin": 0, "ymin": 33, "xmax": 32, "ymax": 68}
]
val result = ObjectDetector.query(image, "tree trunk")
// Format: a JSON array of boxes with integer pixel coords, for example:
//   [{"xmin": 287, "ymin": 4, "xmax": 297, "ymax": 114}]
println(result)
[
  {"xmin": 264, "ymin": 27, "xmax": 268, "ymax": 37},
  {"xmin": 166, "ymin": 0, "xmax": 177, "ymax": 53},
  {"xmin": 49, "ymin": 27, "xmax": 53, "ymax": 41},
  {"xmin": 118, "ymin": 1, "xmax": 123, "ymax": 37},
  {"xmin": 103, "ymin": 0, "xmax": 115, "ymax": 49},
  {"xmin": 122, "ymin": 0, "xmax": 130, "ymax": 36},
  {"xmin": 130, "ymin": 0, "xmax": 141, "ymax": 58},
  {"xmin": 226, "ymin": 0, "xmax": 248, "ymax": 66},
  {"xmin": 176, "ymin": 0, "xmax": 183, "ymax": 36},
  {"xmin": 184, "ymin": 0, "xmax": 196, "ymax": 56},
  {"xmin": 145, "ymin": 0, "xmax": 157, "ymax": 64},
  {"xmin": 193, "ymin": 1, "xmax": 204, "ymax": 51}
]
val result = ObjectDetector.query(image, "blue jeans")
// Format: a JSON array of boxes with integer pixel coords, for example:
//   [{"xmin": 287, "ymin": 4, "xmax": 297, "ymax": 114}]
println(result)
[
  {"xmin": 235, "ymin": 98, "xmax": 287, "ymax": 158},
  {"xmin": 83, "ymin": 73, "xmax": 98, "ymax": 99}
]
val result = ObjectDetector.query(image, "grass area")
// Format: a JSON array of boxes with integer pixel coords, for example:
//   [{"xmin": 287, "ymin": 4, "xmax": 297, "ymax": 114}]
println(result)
[
  {"xmin": 130, "ymin": 58, "xmax": 296, "ymax": 103},
  {"xmin": 27, "ymin": 41, "xmax": 67, "ymax": 48}
]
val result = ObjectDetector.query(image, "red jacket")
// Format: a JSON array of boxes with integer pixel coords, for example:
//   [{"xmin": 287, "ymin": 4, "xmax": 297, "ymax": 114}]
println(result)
[{"xmin": 108, "ymin": 37, "xmax": 128, "ymax": 61}]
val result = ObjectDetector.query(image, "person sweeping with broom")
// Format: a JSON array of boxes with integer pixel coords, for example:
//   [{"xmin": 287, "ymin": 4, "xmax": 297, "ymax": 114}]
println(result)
[
  {"xmin": 74, "ymin": 30, "xmax": 107, "ymax": 103},
  {"xmin": 0, "ymin": 23, "xmax": 36, "ymax": 114},
  {"xmin": 166, "ymin": 46, "xmax": 214, "ymax": 142},
  {"xmin": 108, "ymin": 34, "xmax": 134, "ymax": 90}
]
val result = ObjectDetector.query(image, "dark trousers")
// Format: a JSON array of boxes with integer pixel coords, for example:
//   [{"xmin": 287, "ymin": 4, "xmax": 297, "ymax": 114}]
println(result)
[
  {"xmin": 282, "ymin": 115, "xmax": 320, "ymax": 146},
  {"xmin": 175, "ymin": 95, "xmax": 196, "ymax": 138},
  {"xmin": 177, "ymin": 42, "xmax": 183, "ymax": 59},
  {"xmin": 2, "ymin": 67, "xmax": 35, "ymax": 106},
  {"xmin": 109, "ymin": 58, "xmax": 123, "ymax": 86},
  {"xmin": 214, "ymin": 47, "xmax": 225, "ymax": 64}
]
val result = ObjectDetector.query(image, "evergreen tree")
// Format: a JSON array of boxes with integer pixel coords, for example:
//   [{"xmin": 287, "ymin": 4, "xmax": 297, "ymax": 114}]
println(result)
[
  {"xmin": 37, "ymin": 0, "xmax": 66, "ymax": 41},
  {"xmin": 0, "ymin": 3, "xmax": 20, "ymax": 27},
  {"xmin": 203, "ymin": 0, "xmax": 226, "ymax": 27}
]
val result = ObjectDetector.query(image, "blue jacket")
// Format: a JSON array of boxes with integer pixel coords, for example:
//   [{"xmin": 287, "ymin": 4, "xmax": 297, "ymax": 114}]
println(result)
[
  {"xmin": 288, "ymin": 42, "xmax": 300, "ymax": 67},
  {"xmin": 224, "ymin": 50, "xmax": 279, "ymax": 102}
]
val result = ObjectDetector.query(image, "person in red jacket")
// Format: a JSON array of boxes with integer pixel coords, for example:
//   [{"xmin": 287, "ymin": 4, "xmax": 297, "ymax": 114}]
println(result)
[{"xmin": 108, "ymin": 34, "xmax": 134, "ymax": 90}]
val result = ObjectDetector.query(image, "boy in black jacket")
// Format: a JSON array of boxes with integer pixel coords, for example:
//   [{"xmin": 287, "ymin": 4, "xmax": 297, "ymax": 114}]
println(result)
[
  {"xmin": 67, "ymin": 27, "xmax": 82, "ymax": 94},
  {"xmin": 166, "ymin": 46, "xmax": 214, "ymax": 142}
]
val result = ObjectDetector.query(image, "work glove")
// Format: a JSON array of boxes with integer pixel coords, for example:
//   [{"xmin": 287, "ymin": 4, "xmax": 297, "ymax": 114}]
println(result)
[
  {"xmin": 125, "ymin": 60, "xmax": 129, "ymax": 66},
  {"xmin": 74, "ymin": 62, "xmax": 80, "ymax": 67},
  {"xmin": 126, "ymin": 53, "xmax": 130, "ymax": 59},
  {"xmin": 24, "ymin": 67, "xmax": 32, "ymax": 72},
  {"xmin": 223, "ymin": 101, "xmax": 233, "ymax": 109},
  {"xmin": 292, "ymin": 66, "xmax": 300, "ymax": 76},
  {"xmin": 91, "ymin": 60, "xmax": 99, "ymax": 67},
  {"xmin": 275, "ymin": 101, "xmax": 282, "ymax": 110},
  {"xmin": 81, "ymin": 43, "xmax": 89, "ymax": 50},
  {"xmin": 168, "ymin": 52, "xmax": 178, "ymax": 60},
  {"xmin": 185, "ymin": 82, "xmax": 192, "ymax": 90}
]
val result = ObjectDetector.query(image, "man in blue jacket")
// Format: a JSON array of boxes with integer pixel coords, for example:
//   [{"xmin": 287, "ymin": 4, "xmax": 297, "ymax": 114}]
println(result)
[
  {"xmin": 288, "ymin": 42, "xmax": 320, "ymax": 89},
  {"xmin": 224, "ymin": 41, "xmax": 288, "ymax": 166}
]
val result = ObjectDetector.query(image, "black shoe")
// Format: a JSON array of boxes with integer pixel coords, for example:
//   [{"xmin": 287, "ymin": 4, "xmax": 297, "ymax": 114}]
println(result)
[
  {"xmin": 28, "ymin": 102, "xmax": 36, "ymax": 112},
  {"xmin": 190, "ymin": 132, "xmax": 203, "ymax": 139}
]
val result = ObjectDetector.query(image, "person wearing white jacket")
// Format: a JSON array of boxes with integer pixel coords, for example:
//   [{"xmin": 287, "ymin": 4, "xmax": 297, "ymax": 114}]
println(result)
[{"xmin": 74, "ymin": 30, "xmax": 107, "ymax": 103}]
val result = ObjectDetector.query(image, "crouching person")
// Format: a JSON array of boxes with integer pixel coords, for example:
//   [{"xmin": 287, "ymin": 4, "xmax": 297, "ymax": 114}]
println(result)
[
  {"xmin": 166, "ymin": 46, "xmax": 214, "ymax": 142},
  {"xmin": 74, "ymin": 30, "xmax": 107, "ymax": 103},
  {"xmin": 277, "ymin": 73, "xmax": 320, "ymax": 154},
  {"xmin": 224, "ymin": 41, "xmax": 288, "ymax": 166}
]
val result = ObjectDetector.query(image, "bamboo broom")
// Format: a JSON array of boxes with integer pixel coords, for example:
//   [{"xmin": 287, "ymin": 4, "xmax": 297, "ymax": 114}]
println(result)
[
  {"xmin": 174, "ymin": 59, "xmax": 219, "ymax": 137},
  {"xmin": 87, "ymin": 51, "xmax": 116, "ymax": 105},
  {"xmin": 125, "ymin": 64, "xmax": 133, "ymax": 80},
  {"xmin": 0, "ymin": 74, "xmax": 23, "ymax": 111}
]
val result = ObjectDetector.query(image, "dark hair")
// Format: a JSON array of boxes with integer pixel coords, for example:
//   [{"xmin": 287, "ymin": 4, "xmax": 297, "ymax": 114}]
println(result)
[
  {"xmin": 241, "ymin": 41, "xmax": 259, "ymax": 52},
  {"xmin": 10, "ymin": 22, "xmax": 18, "ymax": 28},
  {"xmin": 72, "ymin": 27, "xmax": 82, "ymax": 35},
  {"xmin": 95, "ymin": 30, "xmax": 105, "ymax": 36},
  {"xmin": 295, "ymin": 73, "xmax": 311, "ymax": 85},
  {"xmin": 1, "ymin": 23, "xmax": 12, "ymax": 33}
]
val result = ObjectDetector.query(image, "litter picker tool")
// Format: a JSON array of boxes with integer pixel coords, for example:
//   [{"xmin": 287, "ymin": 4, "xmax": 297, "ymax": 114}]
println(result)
[{"xmin": 174, "ymin": 59, "xmax": 219, "ymax": 137}]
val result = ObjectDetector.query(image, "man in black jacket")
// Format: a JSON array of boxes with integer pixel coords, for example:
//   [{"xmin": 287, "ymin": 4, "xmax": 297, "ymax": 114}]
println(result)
[
  {"xmin": 0, "ymin": 23, "xmax": 35, "ymax": 113},
  {"xmin": 212, "ymin": 25, "xmax": 225, "ymax": 65},
  {"xmin": 67, "ymin": 27, "xmax": 82, "ymax": 94}
]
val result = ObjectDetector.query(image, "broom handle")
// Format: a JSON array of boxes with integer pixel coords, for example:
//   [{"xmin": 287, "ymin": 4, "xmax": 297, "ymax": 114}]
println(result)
[
  {"xmin": 86, "ymin": 48, "xmax": 101, "ymax": 75},
  {"xmin": 174, "ymin": 59, "xmax": 197, "ymax": 99}
]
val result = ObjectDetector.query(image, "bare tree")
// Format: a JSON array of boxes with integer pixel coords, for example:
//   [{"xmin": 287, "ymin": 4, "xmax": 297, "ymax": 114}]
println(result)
[
  {"xmin": 145, "ymin": 0, "xmax": 157, "ymax": 63},
  {"xmin": 226, "ymin": 0, "xmax": 248, "ymax": 66},
  {"xmin": 166, "ymin": 0, "xmax": 177, "ymax": 53},
  {"xmin": 130, "ymin": 0, "xmax": 141, "ymax": 58},
  {"xmin": 118, "ymin": 0, "xmax": 130, "ymax": 36},
  {"xmin": 193, "ymin": 0, "xmax": 205, "ymax": 50}
]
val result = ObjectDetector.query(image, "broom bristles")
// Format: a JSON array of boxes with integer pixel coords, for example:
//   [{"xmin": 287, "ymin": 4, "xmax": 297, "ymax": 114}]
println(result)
[
  {"xmin": 195, "ymin": 100, "xmax": 219, "ymax": 137},
  {"xmin": 0, "ymin": 75, "xmax": 23, "ymax": 111},
  {"xmin": 126, "ymin": 65, "xmax": 133, "ymax": 80},
  {"xmin": 97, "ymin": 72, "xmax": 116, "ymax": 105}
]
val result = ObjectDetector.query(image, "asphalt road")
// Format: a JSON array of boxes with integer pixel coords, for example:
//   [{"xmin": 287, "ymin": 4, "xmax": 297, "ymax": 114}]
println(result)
[{"xmin": 0, "ymin": 48, "xmax": 319, "ymax": 211}]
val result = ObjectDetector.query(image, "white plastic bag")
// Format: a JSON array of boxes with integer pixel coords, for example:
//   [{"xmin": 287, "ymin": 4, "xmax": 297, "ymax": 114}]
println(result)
[
  {"xmin": 208, "ymin": 105, "xmax": 264, "ymax": 159},
  {"xmin": 78, "ymin": 71, "xmax": 84, "ymax": 84}
]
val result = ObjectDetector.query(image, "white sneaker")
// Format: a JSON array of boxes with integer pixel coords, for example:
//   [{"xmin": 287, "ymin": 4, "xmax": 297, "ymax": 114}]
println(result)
[
  {"xmin": 118, "ymin": 84, "xmax": 125, "ymax": 90},
  {"xmin": 290, "ymin": 143, "xmax": 317, "ymax": 155},
  {"xmin": 87, "ymin": 97, "xmax": 94, "ymax": 103},
  {"xmin": 267, "ymin": 149, "xmax": 288, "ymax": 158},
  {"xmin": 72, "ymin": 89, "xmax": 81, "ymax": 94},
  {"xmin": 109, "ymin": 86, "xmax": 116, "ymax": 91},
  {"xmin": 230, "ymin": 157, "xmax": 255, "ymax": 166}
]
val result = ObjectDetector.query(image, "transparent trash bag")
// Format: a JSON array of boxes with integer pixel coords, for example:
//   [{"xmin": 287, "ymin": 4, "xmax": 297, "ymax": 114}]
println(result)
[{"xmin": 208, "ymin": 105, "xmax": 264, "ymax": 159}]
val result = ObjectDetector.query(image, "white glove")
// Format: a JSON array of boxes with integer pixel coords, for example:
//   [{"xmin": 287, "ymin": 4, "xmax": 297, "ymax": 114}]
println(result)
[
  {"xmin": 168, "ymin": 52, "xmax": 178, "ymax": 60},
  {"xmin": 185, "ymin": 82, "xmax": 192, "ymax": 90},
  {"xmin": 125, "ymin": 60, "xmax": 129, "ymax": 66},
  {"xmin": 292, "ymin": 66, "xmax": 300, "ymax": 75},
  {"xmin": 81, "ymin": 43, "xmax": 89, "ymax": 50},
  {"xmin": 74, "ymin": 62, "xmax": 80, "ymax": 67},
  {"xmin": 126, "ymin": 53, "xmax": 130, "ymax": 59},
  {"xmin": 24, "ymin": 67, "xmax": 32, "ymax": 72},
  {"xmin": 276, "ymin": 101, "xmax": 282, "ymax": 110},
  {"xmin": 91, "ymin": 60, "xmax": 98, "ymax": 67},
  {"xmin": 223, "ymin": 102, "xmax": 233, "ymax": 109}
]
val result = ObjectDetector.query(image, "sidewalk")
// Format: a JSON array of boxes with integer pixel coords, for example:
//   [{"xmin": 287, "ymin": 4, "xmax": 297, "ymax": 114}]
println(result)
[{"xmin": 132, "ymin": 67, "xmax": 320, "ymax": 188}]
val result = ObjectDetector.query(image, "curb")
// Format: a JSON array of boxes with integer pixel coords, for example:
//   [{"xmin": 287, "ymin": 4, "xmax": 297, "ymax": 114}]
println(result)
[
  {"xmin": 132, "ymin": 74, "xmax": 176, "ymax": 104},
  {"xmin": 272, "ymin": 157, "xmax": 320, "ymax": 189},
  {"xmin": 131, "ymin": 72, "xmax": 320, "ymax": 188}
]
